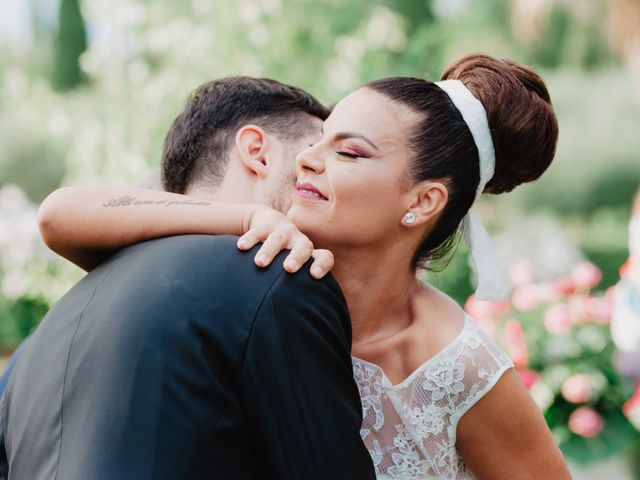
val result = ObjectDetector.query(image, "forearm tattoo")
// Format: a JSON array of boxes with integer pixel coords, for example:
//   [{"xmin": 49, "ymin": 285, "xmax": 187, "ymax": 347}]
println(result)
[{"xmin": 102, "ymin": 196, "xmax": 211, "ymax": 208}]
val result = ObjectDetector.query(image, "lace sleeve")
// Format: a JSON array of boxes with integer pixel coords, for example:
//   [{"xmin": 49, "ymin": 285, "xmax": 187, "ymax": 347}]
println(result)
[
  {"xmin": 447, "ymin": 318, "xmax": 514, "ymax": 428},
  {"xmin": 394, "ymin": 316, "xmax": 514, "ymax": 478}
]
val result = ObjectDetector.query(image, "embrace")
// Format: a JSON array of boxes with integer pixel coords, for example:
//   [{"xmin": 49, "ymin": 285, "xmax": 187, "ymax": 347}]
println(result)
[{"xmin": 0, "ymin": 54, "xmax": 572, "ymax": 479}]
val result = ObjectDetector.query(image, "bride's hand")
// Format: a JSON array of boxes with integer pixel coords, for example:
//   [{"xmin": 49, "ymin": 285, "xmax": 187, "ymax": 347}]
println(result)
[{"xmin": 237, "ymin": 206, "xmax": 334, "ymax": 279}]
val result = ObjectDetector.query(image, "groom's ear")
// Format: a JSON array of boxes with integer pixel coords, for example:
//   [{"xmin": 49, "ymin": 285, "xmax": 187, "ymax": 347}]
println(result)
[{"xmin": 235, "ymin": 125, "xmax": 270, "ymax": 179}]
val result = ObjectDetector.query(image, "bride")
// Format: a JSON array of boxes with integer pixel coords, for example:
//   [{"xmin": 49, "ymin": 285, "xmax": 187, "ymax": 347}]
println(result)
[{"xmin": 37, "ymin": 54, "xmax": 570, "ymax": 479}]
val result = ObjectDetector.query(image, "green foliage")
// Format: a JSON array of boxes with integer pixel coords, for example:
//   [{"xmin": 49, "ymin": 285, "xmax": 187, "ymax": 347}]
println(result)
[
  {"xmin": 0, "ymin": 121, "xmax": 66, "ymax": 202},
  {"xmin": 0, "ymin": 296, "xmax": 48, "ymax": 351},
  {"xmin": 526, "ymin": 1, "xmax": 616, "ymax": 70},
  {"xmin": 584, "ymin": 246, "xmax": 629, "ymax": 291},
  {"xmin": 425, "ymin": 243, "xmax": 473, "ymax": 305},
  {"xmin": 550, "ymin": 404, "xmax": 637, "ymax": 463},
  {"xmin": 534, "ymin": 6, "xmax": 572, "ymax": 68},
  {"xmin": 51, "ymin": 0, "xmax": 88, "ymax": 91},
  {"xmin": 577, "ymin": 208, "xmax": 633, "ymax": 290},
  {"xmin": 425, "ymin": 205, "xmax": 633, "ymax": 304}
]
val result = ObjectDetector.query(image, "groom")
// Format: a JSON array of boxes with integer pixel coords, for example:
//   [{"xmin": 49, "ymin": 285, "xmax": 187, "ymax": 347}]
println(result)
[{"xmin": 0, "ymin": 78, "xmax": 375, "ymax": 479}]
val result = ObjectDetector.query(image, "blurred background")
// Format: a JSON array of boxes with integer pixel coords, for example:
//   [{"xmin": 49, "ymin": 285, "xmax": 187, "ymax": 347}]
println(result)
[{"xmin": 1, "ymin": 0, "xmax": 640, "ymax": 476}]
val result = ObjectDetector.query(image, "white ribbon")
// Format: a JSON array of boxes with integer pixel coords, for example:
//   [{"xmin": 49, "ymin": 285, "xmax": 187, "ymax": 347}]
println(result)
[
  {"xmin": 630, "ymin": 215, "xmax": 640, "ymax": 264},
  {"xmin": 435, "ymin": 80, "xmax": 508, "ymax": 300}
]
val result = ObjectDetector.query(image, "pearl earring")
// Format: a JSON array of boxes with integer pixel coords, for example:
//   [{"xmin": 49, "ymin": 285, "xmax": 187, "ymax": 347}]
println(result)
[{"xmin": 403, "ymin": 212, "xmax": 416, "ymax": 225}]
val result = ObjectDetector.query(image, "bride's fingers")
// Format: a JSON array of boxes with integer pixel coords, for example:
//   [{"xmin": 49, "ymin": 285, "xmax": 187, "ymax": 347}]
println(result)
[
  {"xmin": 237, "ymin": 228, "xmax": 267, "ymax": 251},
  {"xmin": 253, "ymin": 229, "xmax": 291, "ymax": 267},
  {"xmin": 309, "ymin": 249, "xmax": 334, "ymax": 279},
  {"xmin": 282, "ymin": 237, "xmax": 314, "ymax": 273}
]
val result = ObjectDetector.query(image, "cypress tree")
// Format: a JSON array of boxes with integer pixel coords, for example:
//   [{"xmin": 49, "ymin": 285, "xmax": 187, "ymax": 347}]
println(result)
[{"xmin": 51, "ymin": 0, "xmax": 88, "ymax": 91}]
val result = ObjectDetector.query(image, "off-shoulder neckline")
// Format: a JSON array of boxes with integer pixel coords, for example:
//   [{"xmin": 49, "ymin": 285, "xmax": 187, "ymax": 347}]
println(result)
[{"xmin": 351, "ymin": 314, "xmax": 475, "ymax": 390}]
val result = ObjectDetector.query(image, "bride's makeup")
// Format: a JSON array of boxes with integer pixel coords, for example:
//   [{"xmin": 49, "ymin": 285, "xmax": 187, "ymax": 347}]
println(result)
[
  {"xmin": 294, "ymin": 182, "xmax": 328, "ymax": 201},
  {"xmin": 336, "ymin": 144, "xmax": 371, "ymax": 159}
]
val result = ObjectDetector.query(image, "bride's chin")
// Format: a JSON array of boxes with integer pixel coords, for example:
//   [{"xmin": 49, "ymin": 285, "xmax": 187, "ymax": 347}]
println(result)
[
  {"xmin": 290, "ymin": 216, "xmax": 321, "ymax": 236},
  {"xmin": 288, "ymin": 213, "xmax": 332, "ymax": 245},
  {"xmin": 287, "ymin": 204, "xmax": 314, "ymax": 224}
]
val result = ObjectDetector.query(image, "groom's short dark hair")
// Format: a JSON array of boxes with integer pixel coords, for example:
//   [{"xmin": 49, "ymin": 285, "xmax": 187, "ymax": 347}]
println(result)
[{"xmin": 161, "ymin": 77, "xmax": 330, "ymax": 194}]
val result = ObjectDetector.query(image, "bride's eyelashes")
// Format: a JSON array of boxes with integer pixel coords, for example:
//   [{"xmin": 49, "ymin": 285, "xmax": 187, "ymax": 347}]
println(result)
[
  {"xmin": 336, "ymin": 151, "xmax": 362, "ymax": 159},
  {"xmin": 336, "ymin": 146, "xmax": 370, "ymax": 159}
]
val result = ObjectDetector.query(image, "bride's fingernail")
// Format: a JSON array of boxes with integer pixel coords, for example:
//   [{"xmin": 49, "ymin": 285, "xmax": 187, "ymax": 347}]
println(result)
[
  {"xmin": 256, "ymin": 254, "xmax": 267, "ymax": 265},
  {"xmin": 311, "ymin": 266, "xmax": 323, "ymax": 278},
  {"xmin": 285, "ymin": 260, "xmax": 298, "ymax": 270}
]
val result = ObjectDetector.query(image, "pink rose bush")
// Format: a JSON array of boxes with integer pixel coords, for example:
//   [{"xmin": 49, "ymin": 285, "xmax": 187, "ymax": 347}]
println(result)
[
  {"xmin": 503, "ymin": 319, "xmax": 528, "ymax": 369},
  {"xmin": 543, "ymin": 303, "xmax": 575, "ymax": 334},
  {"xmin": 568, "ymin": 407, "xmax": 604, "ymax": 438},
  {"xmin": 572, "ymin": 262, "xmax": 603, "ymax": 291},
  {"xmin": 464, "ymin": 259, "xmax": 639, "ymax": 464},
  {"xmin": 623, "ymin": 385, "xmax": 640, "ymax": 430},
  {"xmin": 561, "ymin": 374, "xmax": 593, "ymax": 404}
]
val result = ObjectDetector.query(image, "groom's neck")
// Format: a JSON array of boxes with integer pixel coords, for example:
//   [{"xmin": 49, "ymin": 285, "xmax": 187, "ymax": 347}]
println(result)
[{"xmin": 186, "ymin": 178, "xmax": 255, "ymax": 205}]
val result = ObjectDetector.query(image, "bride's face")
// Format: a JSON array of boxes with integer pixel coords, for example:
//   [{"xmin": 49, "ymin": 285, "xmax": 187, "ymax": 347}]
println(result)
[{"xmin": 287, "ymin": 87, "xmax": 422, "ymax": 249}]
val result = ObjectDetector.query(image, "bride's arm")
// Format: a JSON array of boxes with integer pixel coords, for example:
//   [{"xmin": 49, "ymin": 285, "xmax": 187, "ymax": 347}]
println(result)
[
  {"xmin": 38, "ymin": 186, "xmax": 332, "ymax": 275},
  {"xmin": 456, "ymin": 369, "xmax": 571, "ymax": 479}
]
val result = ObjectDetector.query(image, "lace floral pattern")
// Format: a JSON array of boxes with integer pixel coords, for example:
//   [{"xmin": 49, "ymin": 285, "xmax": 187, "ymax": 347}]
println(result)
[
  {"xmin": 352, "ymin": 315, "xmax": 513, "ymax": 479},
  {"xmin": 353, "ymin": 360, "xmax": 386, "ymax": 438}
]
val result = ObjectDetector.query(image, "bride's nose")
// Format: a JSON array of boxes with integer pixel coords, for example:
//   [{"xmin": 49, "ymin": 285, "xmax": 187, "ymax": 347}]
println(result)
[{"xmin": 295, "ymin": 145, "xmax": 325, "ymax": 175}]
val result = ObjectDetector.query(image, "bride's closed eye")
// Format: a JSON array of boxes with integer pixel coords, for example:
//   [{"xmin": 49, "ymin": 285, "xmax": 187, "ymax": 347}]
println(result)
[
  {"xmin": 336, "ymin": 151, "xmax": 362, "ymax": 159},
  {"xmin": 336, "ymin": 145, "xmax": 371, "ymax": 159}
]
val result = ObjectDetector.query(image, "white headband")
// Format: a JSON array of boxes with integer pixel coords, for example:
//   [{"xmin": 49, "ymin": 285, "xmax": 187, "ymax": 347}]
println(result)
[{"xmin": 435, "ymin": 80, "xmax": 508, "ymax": 300}]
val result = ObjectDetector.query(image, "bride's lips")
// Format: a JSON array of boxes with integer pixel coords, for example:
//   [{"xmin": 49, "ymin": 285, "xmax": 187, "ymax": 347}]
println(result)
[{"xmin": 295, "ymin": 182, "xmax": 328, "ymax": 201}]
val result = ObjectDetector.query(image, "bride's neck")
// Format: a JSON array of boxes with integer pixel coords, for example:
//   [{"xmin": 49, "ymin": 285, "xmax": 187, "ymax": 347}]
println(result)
[{"xmin": 331, "ymin": 248, "xmax": 420, "ymax": 345}]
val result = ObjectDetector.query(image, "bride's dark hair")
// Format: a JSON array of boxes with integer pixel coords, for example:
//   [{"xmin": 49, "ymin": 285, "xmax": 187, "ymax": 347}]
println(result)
[{"xmin": 366, "ymin": 53, "xmax": 558, "ymax": 268}]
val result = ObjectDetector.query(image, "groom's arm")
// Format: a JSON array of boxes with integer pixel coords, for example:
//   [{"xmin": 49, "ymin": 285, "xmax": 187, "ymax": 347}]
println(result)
[{"xmin": 241, "ymin": 266, "xmax": 375, "ymax": 480}]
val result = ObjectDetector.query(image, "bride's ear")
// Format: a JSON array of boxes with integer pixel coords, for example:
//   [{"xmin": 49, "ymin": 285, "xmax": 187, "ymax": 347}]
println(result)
[
  {"xmin": 402, "ymin": 181, "xmax": 448, "ymax": 227},
  {"xmin": 235, "ymin": 125, "xmax": 270, "ymax": 179}
]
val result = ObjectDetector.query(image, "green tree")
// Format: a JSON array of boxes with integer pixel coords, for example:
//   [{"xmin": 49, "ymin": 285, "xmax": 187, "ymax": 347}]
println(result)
[{"xmin": 51, "ymin": 0, "xmax": 88, "ymax": 91}]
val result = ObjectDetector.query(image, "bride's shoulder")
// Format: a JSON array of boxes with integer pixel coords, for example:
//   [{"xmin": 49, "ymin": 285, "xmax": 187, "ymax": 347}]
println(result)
[{"xmin": 409, "ymin": 284, "xmax": 512, "ymax": 372}]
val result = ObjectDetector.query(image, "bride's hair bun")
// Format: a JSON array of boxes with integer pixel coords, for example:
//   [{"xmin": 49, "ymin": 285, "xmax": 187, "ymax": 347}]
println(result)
[{"xmin": 441, "ymin": 54, "xmax": 559, "ymax": 194}]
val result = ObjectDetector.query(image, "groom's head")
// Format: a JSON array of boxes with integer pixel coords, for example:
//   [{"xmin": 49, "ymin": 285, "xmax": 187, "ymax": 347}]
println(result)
[{"xmin": 161, "ymin": 77, "xmax": 329, "ymax": 212}]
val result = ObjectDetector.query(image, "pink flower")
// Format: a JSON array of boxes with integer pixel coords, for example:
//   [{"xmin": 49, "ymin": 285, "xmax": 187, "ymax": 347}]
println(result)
[
  {"xmin": 464, "ymin": 295, "xmax": 510, "ymax": 322},
  {"xmin": 518, "ymin": 369, "xmax": 540, "ymax": 390},
  {"xmin": 586, "ymin": 296, "xmax": 613, "ymax": 325},
  {"xmin": 512, "ymin": 285, "xmax": 540, "ymax": 312},
  {"xmin": 535, "ymin": 282, "xmax": 557, "ymax": 303},
  {"xmin": 509, "ymin": 258, "xmax": 534, "ymax": 286},
  {"xmin": 544, "ymin": 303, "xmax": 575, "ymax": 334},
  {"xmin": 623, "ymin": 384, "xmax": 640, "ymax": 418},
  {"xmin": 571, "ymin": 262, "xmax": 602, "ymax": 291},
  {"xmin": 567, "ymin": 294, "xmax": 590, "ymax": 321},
  {"xmin": 503, "ymin": 319, "xmax": 528, "ymax": 368},
  {"xmin": 561, "ymin": 374, "xmax": 592, "ymax": 403},
  {"xmin": 568, "ymin": 407, "xmax": 604, "ymax": 438},
  {"xmin": 552, "ymin": 276, "xmax": 576, "ymax": 296}
]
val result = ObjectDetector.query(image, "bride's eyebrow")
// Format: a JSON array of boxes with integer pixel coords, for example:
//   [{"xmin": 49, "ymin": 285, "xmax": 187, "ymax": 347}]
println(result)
[{"xmin": 322, "ymin": 128, "xmax": 380, "ymax": 151}]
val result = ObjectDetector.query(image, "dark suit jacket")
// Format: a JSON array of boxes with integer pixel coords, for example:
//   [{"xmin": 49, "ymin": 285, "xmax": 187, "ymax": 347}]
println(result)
[{"xmin": 0, "ymin": 235, "xmax": 375, "ymax": 479}]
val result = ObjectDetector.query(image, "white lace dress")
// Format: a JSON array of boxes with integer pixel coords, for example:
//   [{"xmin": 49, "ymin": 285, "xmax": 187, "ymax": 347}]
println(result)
[{"xmin": 352, "ymin": 314, "xmax": 514, "ymax": 479}]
